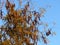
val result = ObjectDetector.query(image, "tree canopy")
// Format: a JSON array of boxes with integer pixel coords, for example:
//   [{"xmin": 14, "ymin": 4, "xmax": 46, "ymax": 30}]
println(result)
[{"xmin": 0, "ymin": 0, "xmax": 55, "ymax": 45}]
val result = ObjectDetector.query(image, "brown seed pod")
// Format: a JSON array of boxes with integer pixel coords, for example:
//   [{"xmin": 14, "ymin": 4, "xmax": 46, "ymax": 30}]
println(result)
[
  {"xmin": 46, "ymin": 30, "xmax": 51, "ymax": 36},
  {"xmin": 0, "ymin": 10, "xmax": 3, "ymax": 19}
]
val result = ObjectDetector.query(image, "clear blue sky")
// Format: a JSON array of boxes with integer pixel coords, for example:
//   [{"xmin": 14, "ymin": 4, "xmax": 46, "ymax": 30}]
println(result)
[{"xmin": 0, "ymin": 0, "xmax": 60, "ymax": 45}]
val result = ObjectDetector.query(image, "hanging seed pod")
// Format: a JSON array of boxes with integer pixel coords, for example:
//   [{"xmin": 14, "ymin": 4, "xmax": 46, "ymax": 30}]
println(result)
[
  {"xmin": 5, "ymin": 0, "xmax": 11, "ymax": 10},
  {"xmin": 25, "ymin": 2, "xmax": 29, "ymax": 10},
  {"xmin": 42, "ymin": 35, "xmax": 45, "ymax": 39},
  {"xmin": 42, "ymin": 35, "xmax": 47, "ymax": 44},
  {"xmin": 0, "ymin": 10, "xmax": 3, "ymax": 19},
  {"xmin": 34, "ymin": 17, "xmax": 38, "ymax": 25},
  {"xmin": 43, "ymin": 38, "xmax": 47, "ymax": 44},
  {"xmin": 34, "ymin": 11, "xmax": 36, "ymax": 15},
  {"xmin": 46, "ymin": 30, "xmax": 51, "ymax": 36}
]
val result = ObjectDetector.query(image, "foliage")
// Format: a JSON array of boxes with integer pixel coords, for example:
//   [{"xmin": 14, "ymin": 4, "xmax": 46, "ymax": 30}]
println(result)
[{"xmin": 0, "ymin": 0, "xmax": 55, "ymax": 45}]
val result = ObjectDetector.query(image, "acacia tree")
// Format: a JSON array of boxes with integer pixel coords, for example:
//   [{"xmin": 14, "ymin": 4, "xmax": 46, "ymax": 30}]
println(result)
[{"xmin": 0, "ymin": 0, "xmax": 55, "ymax": 45}]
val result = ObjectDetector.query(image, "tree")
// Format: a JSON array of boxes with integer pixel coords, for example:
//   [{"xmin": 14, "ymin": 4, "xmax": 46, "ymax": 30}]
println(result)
[{"xmin": 0, "ymin": 0, "xmax": 55, "ymax": 45}]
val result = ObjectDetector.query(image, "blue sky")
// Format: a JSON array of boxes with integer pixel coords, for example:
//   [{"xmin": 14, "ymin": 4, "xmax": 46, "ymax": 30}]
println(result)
[{"xmin": 0, "ymin": 0, "xmax": 60, "ymax": 45}]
